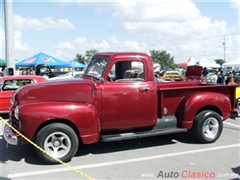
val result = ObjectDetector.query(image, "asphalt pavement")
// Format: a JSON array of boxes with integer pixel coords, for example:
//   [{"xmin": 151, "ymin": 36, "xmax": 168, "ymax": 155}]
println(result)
[{"xmin": 0, "ymin": 117, "xmax": 240, "ymax": 180}]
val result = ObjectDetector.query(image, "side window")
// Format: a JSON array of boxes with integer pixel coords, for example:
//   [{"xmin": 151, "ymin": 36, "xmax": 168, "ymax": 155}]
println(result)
[
  {"xmin": 40, "ymin": 67, "xmax": 50, "ymax": 73},
  {"xmin": 132, "ymin": 61, "xmax": 144, "ymax": 80},
  {"xmin": 108, "ymin": 64, "xmax": 116, "ymax": 79},
  {"xmin": 107, "ymin": 61, "xmax": 145, "ymax": 82}
]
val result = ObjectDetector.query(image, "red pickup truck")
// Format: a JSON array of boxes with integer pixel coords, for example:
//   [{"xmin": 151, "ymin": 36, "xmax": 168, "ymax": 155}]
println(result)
[{"xmin": 4, "ymin": 52, "xmax": 239, "ymax": 164}]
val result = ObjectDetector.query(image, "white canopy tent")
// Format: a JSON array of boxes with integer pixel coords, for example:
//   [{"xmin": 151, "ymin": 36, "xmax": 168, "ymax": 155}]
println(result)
[
  {"xmin": 177, "ymin": 57, "xmax": 197, "ymax": 67},
  {"xmin": 222, "ymin": 57, "xmax": 240, "ymax": 67},
  {"xmin": 199, "ymin": 57, "xmax": 220, "ymax": 68},
  {"xmin": 188, "ymin": 57, "xmax": 198, "ymax": 66}
]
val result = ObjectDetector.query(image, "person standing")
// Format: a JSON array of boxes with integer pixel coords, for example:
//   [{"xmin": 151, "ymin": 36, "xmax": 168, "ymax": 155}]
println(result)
[
  {"xmin": 217, "ymin": 69, "xmax": 225, "ymax": 84},
  {"xmin": 202, "ymin": 67, "xmax": 208, "ymax": 78},
  {"xmin": 29, "ymin": 68, "xmax": 34, "ymax": 75},
  {"xmin": 228, "ymin": 72, "xmax": 235, "ymax": 84},
  {"xmin": 15, "ymin": 68, "xmax": 20, "ymax": 75},
  {"xmin": 2, "ymin": 66, "xmax": 6, "ymax": 76}
]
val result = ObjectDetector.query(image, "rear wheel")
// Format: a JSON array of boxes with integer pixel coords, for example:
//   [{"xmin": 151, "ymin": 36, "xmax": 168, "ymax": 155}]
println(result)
[
  {"xmin": 236, "ymin": 98, "xmax": 240, "ymax": 117},
  {"xmin": 192, "ymin": 110, "xmax": 223, "ymax": 143},
  {"xmin": 36, "ymin": 123, "xmax": 79, "ymax": 164}
]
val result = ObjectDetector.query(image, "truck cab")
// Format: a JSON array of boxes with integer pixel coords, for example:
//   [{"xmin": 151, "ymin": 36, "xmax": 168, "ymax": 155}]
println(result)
[{"xmin": 83, "ymin": 52, "xmax": 157, "ymax": 130}]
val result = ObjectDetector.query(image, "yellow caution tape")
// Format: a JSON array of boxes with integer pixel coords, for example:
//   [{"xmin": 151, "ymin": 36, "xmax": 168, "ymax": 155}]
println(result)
[{"xmin": 0, "ymin": 117, "xmax": 95, "ymax": 180}]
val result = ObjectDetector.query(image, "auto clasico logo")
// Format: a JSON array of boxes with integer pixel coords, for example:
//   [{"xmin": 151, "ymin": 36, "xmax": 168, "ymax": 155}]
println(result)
[{"xmin": 156, "ymin": 170, "xmax": 215, "ymax": 179}]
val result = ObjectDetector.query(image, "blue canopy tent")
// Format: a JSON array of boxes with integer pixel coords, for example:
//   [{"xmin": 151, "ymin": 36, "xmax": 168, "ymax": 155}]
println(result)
[
  {"xmin": 16, "ymin": 52, "xmax": 69, "ymax": 67},
  {"xmin": 67, "ymin": 60, "xmax": 86, "ymax": 68}
]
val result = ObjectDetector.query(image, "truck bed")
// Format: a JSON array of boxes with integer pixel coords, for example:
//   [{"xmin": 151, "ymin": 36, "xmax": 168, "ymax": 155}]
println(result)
[{"xmin": 156, "ymin": 80, "xmax": 238, "ymax": 120}]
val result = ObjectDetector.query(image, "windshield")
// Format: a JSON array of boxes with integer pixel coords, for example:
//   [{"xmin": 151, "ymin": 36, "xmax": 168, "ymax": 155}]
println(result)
[{"xmin": 84, "ymin": 57, "xmax": 108, "ymax": 79}]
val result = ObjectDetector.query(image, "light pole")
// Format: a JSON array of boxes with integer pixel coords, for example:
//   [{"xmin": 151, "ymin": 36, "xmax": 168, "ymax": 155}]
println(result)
[
  {"xmin": 199, "ymin": 47, "xmax": 205, "ymax": 57},
  {"xmin": 4, "ymin": 0, "xmax": 15, "ymax": 75},
  {"xmin": 223, "ymin": 34, "xmax": 227, "ymax": 63}
]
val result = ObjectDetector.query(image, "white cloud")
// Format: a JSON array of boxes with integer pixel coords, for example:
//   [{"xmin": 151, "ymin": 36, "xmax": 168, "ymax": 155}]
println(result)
[
  {"xmin": 13, "ymin": 30, "xmax": 35, "ymax": 60},
  {"xmin": 52, "ymin": 35, "xmax": 149, "ymax": 61},
  {"xmin": 55, "ymin": 41, "xmax": 75, "ymax": 49},
  {"xmin": 230, "ymin": 1, "xmax": 240, "ymax": 10},
  {"xmin": 95, "ymin": 6, "xmax": 105, "ymax": 14},
  {"xmin": 14, "ymin": 31, "xmax": 30, "ymax": 50},
  {"xmin": 2, "ymin": 1, "xmax": 238, "ymax": 64},
  {"xmin": 108, "ymin": 35, "xmax": 118, "ymax": 44},
  {"xmin": 101, "ymin": 1, "xmax": 225, "ymax": 41},
  {"xmin": 93, "ymin": 1, "xmax": 238, "ymax": 63},
  {"xmin": 14, "ymin": 15, "xmax": 75, "ymax": 31},
  {"xmin": 111, "ymin": 1, "xmax": 200, "ymax": 22},
  {"xmin": 230, "ymin": 1, "xmax": 240, "ymax": 29},
  {"xmin": 73, "ymin": 36, "xmax": 88, "ymax": 46}
]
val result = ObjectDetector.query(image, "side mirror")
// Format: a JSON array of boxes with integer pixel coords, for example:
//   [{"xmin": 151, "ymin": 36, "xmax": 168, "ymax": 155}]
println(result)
[{"xmin": 99, "ymin": 77, "xmax": 104, "ymax": 84}]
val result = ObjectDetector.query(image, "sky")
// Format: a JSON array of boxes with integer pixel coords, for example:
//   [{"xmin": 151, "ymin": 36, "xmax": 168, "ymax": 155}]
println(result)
[{"xmin": 0, "ymin": 0, "xmax": 240, "ymax": 65}]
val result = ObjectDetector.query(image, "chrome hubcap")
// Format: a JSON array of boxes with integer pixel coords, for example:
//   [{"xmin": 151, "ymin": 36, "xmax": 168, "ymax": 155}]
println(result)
[
  {"xmin": 44, "ymin": 132, "xmax": 71, "ymax": 158},
  {"xmin": 203, "ymin": 118, "xmax": 219, "ymax": 139}
]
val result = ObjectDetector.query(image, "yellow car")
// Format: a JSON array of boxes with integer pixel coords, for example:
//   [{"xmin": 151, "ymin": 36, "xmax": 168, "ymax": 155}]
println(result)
[
  {"xmin": 163, "ymin": 71, "xmax": 183, "ymax": 81},
  {"xmin": 236, "ymin": 87, "xmax": 240, "ymax": 117}
]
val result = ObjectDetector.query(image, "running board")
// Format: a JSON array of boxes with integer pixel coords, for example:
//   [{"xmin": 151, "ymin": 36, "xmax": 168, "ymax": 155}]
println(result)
[{"xmin": 101, "ymin": 127, "xmax": 187, "ymax": 142}]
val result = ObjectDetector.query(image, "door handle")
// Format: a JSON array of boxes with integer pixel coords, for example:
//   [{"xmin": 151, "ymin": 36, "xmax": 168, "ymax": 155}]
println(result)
[{"xmin": 139, "ymin": 88, "xmax": 149, "ymax": 92}]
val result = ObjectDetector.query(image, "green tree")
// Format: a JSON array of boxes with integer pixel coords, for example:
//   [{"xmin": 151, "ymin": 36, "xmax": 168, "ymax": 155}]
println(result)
[
  {"xmin": 85, "ymin": 49, "xmax": 99, "ymax": 63},
  {"xmin": 214, "ymin": 59, "xmax": 225, "ymax": 66},
  {"xmin": 75, "ymin": 53, "xmax": 86, "ymax": 64},
  {"xmin": 150, "ymin": 50, "xmax": 176, "ymax": 70}
]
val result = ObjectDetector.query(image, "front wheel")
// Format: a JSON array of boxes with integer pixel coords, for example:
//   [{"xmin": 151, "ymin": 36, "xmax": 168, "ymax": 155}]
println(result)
[
  {"xmin": 35, "ymin": 123, "xmax": 79, "ymax": 164},
  {"xmin": 192, "ymin": 110, "xmax": 223, "ymax": 143}
]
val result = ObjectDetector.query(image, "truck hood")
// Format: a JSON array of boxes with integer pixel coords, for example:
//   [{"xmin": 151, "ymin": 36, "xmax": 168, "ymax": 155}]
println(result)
[
  {"xmin": 185, "ymin": 65, "xmax": 203, "ymax": 78},
  {"xmin": 16, "ymin": 78, "xmax": 95, "ymax": 104}
]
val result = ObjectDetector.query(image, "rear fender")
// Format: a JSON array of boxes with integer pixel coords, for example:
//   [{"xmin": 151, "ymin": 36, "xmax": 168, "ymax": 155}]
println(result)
[
  {"xmin": 176, "ymin": 92, "xmax": 231, "ymax": 129},
  {"xmin": 18, "ymin": 102, "xmax": 100, "ymax": 144}
]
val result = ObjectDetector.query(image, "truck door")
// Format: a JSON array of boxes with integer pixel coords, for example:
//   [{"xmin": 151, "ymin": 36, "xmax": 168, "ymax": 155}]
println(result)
[{"xmin": 101, "ymin": 61, "xmax": 157, "ymax": 130}]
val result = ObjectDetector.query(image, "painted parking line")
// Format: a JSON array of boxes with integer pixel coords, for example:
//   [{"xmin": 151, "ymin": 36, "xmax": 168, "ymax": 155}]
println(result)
[
  {"xmin": 8, "ymin": 143, "xmax": 240, "ymax": 179},
  {"xmin": 223, "ymin": 121, "xmax": 240, "ymax": 128}
]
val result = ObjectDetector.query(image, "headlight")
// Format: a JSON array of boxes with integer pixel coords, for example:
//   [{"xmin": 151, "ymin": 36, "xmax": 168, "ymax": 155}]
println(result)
[
  {"xmin": 10, "ymin": 88, "xmax": 20, "ymax": 106},
  {"xmin": 15, "ymin": 106, "xmax": 19, "ymax": 120},
  {"xmin": 10, "ymin": 93, "xmax": 16, "ymax": 106}
]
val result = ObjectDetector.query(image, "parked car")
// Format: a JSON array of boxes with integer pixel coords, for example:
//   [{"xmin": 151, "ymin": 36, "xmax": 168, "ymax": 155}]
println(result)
[
  {"xmin": 184, "ymin": 65, "xmax": 204, "ymax": 82},
  {"xmin": 206, "ymin": 70, "xmax": 217, "ymax": 84},
  {"xmin": 47, "ymin": 71, "xmax": 84, "ymax": 80},
  {"xmin": 0, "ymin": 75, "xmax": 46, "ymax": 114},
  {"xmin": 163, "ymin": 71, "xmax": 183, "ymax": 81}
]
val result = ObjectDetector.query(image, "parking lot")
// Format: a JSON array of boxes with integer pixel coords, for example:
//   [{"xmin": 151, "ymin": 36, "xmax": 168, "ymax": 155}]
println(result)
[{"xmin": 0, "ymin": 117, "xmax": 240, "ymax": 180}]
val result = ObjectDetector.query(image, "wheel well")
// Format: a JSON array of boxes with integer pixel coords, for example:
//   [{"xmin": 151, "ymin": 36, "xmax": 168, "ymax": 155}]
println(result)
[
  {"xmin": 196, "ymin": 105, "xmax": 222, "ymax": 117},
  {"xmin": 34, "ymin": 119, "xmax": 82, "ymax": 142}
]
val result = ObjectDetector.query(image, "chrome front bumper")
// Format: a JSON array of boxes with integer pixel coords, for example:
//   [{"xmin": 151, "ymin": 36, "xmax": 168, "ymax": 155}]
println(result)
[{"xmin": 3, "ymin": 124, "xmax": 19, "ymax": 145}]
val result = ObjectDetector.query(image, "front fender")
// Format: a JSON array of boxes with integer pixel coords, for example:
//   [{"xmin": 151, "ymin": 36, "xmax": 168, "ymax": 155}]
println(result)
[
  {"xmin": 176, "ymin": 92, "xmax": 231, "ymax": 128},
  {"xmin": 18, "ymin": 102, "xmax": 100, "ymax": 144}
]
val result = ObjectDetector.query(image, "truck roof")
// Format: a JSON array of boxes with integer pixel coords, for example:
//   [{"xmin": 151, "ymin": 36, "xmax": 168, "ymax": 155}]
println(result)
[{"xmin": 94, "ymin": 52, "xmax": 151, "ymax": 60}]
